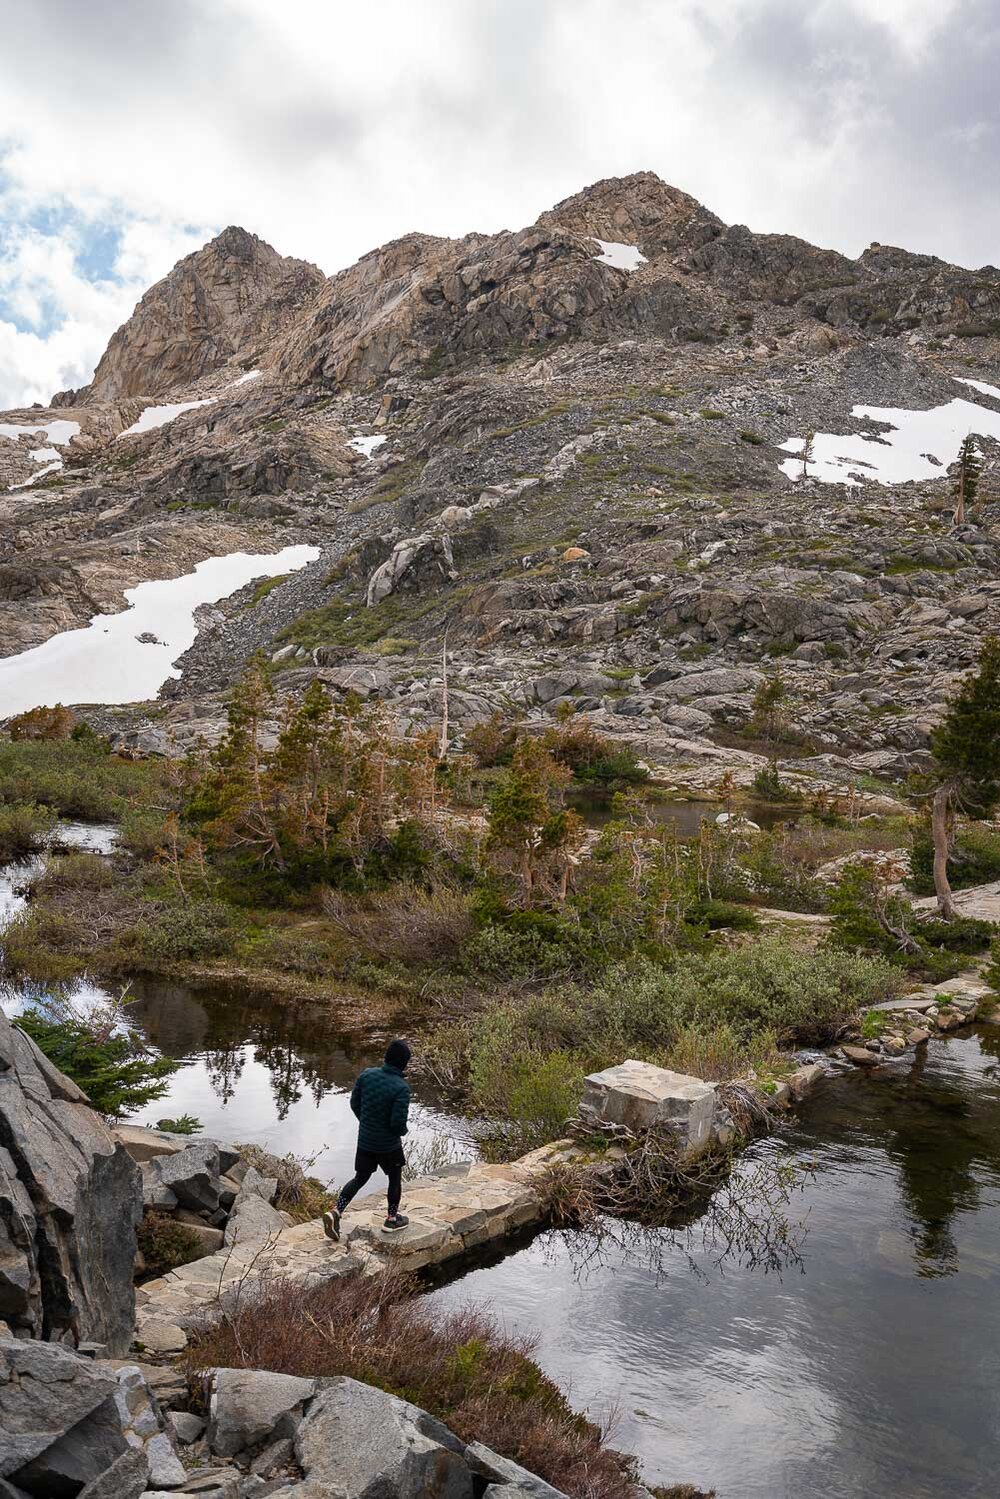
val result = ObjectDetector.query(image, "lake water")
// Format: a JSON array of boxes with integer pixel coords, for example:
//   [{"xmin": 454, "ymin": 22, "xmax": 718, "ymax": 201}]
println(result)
[
  {"xmin": 4, "ymin": 827, "xmax": 999, "ymax": 1494},
  {"xmin": 0, "ymin": 544, "xmax": 319, "ymax": 716},
  {"xmin": 427, "ymin": 1031, "xmax": 1000, "ymax": 1498}
]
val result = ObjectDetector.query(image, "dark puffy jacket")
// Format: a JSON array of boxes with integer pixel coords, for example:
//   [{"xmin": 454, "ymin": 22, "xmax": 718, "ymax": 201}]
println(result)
[{"xmin": 350, "ymin": 1063, "xmax": 410, "ymax": 1153}]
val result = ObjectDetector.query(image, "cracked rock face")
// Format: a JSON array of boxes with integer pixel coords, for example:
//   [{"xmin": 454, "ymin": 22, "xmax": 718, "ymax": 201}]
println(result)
[{"xmin": 0, "ymin": 1010, "xmax": 141, "ymax": 1353}]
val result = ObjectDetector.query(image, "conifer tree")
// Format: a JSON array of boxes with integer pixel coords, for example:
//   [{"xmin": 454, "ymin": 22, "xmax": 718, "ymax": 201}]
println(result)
[
  {"xmin": 929, "ymin": 635, "xmax": 1000, "ymax": 917},
  {"xmin": 952, "ymin": 434, "xmax": 981, "ymax": 525}
]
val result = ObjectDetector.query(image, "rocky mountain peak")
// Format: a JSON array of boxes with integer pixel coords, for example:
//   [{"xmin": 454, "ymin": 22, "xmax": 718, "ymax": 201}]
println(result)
[
  {"xmin": 537, "ymin": 169, "xmax": 724, "ymax": 257},
  {"xmin": 79, "ymin": 226, "xmax": 326, "ymax": 405}
]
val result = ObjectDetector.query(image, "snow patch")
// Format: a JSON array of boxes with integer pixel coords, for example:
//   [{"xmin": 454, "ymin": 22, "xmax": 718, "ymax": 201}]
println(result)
[
  {"xmin": 0, "ymin": 544, "xmax": 320, "ymax": 717},
  {"xmin": 117, "ymin": 369, "xmax": 263, "ymax": 439},
  {"xmin": 0, "ymin": 419, "xmax": 80, "ymax": 446},
  {"xmin": 592, "ymin": 239, "xmax": 648, "ymax": 272},
  {"xmin": 118, "ymin": 396, "xmax": 217, "ymax": 438},
  {"xmin": 955, "ymin": 377, "xmax": 1000, "ymax": 402},
  {"xmin": 349, "ymin": 434, "xmax": 388, "ymax": 458},
  {"xmin": 9, "ymin": 462, "xmax": 62, "ymax": 490},
  {"xmin": 779, "ymin": 394, "xmax": 1000, "ymax": 487}
]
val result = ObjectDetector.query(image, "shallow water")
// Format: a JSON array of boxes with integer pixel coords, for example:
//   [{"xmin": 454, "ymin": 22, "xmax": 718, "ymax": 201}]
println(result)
[
  {"xmin": 426, "ymin": 1033, "xmax": 1000, "ymax": 1497},
  {"xmin": 0, "ymin": 544, "xmax": 319, "ymax": 716}
]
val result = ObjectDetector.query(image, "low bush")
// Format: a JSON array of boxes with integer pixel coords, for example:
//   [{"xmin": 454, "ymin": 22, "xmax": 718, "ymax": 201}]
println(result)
[
  {"xmin": 0, "ymin": 801, "xmax": 56, "ymax": 860},
  {"xmin": 134, "ymin": 899, "xmax": 245, "ymax": 964},
  {"xmin": 910, "ymin": 818, "xmax": 1000, "ymax": 894},
  {"xmin": 136, "ymin": 1213, "xmax": 204, "ymax": 1278},
  {"xmin": 827, "ymin": 864, "xmax": 993, "ymax": 978},
  {"xmin": 185, "ymin": 1271, "xmax": 642, "ymax": 1499},
  {"xmin": 439, "ymin": 939, "xmax": 899, "ymax": 1148},
  {"xmin": 0, "ymin": 739, "xmax": 165, "ymax": 821},
  {"xmin": 16, "ymin": 995, "xmax": 176, "ymax": 1118},
  {"xmin": 323, "ymin": 882, "xmax": 474, "ymax": 966}
]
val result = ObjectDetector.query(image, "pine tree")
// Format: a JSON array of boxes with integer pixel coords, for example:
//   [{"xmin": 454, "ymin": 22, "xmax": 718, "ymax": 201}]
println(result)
[
  {"xmin": 952, "ymin": 434, "xmax": 981, "ymax": 525},
  {"xmin": 929, "ymin": 635, "xmax": 1000, "ymax": 917}
]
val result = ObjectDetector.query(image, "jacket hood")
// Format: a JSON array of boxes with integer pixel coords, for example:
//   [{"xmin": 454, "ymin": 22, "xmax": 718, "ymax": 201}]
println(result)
[{"xmin": 384, "ymin": 1038, "xmax": 412, "ymax": 1071}]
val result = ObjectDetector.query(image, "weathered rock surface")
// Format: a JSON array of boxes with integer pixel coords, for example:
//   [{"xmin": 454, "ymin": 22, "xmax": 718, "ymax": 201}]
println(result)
[
  {"xmin": 0, "ymin": 1011, "xmax": 140, "ymax": 1351},
  {"xmin": 579, "ymin": 1059, "xmax": 717, "ymax": 1151},
  {"xmin": 83, "ymin": 227, "xmax": 325, "ymax": 403},
  {"xmin": 208, "ymin": 1368, "xmax": 316, "ymax": 1458},
  {"xmin": 295, "ymin": 1376, "xmax": 474, "ymax": 1497}
]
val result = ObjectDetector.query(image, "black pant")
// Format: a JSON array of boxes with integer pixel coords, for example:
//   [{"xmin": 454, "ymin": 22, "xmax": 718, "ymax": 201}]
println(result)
[{"xmin": 337, "ymin": 1146, "xmax": 405, "ymax": 1216}]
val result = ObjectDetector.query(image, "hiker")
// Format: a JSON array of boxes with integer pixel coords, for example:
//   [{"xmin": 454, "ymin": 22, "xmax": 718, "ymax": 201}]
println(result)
[{"xmin": 324, "ymin": 1039, "xmax": 411, "ymax": 1241}]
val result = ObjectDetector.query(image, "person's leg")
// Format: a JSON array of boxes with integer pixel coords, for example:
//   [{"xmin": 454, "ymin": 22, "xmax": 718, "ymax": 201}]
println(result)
[
  {"xmin": 380, "ymin": 1149, "xmax": 408, "ymax": 1228},
  {"xmin": 324, "ymin": 1149, "xmax": 378, "ymax": 1239},
  {"xmin": 385, "ymin": 1158, "xmax": 403, "ymax": 1217}
]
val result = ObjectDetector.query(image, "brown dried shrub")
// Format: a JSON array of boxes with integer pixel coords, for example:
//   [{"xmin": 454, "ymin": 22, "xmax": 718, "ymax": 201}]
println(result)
[
  {"xmin": 185, "ymin": 1270, "xmax": 642, "ymax": 1499},
  {"xmin": 322, "ymin": 881, "xmax": 474, "ymax": 965}
]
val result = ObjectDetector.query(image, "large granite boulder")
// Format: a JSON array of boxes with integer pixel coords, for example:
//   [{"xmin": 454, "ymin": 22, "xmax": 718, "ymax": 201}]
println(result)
[
  {"xmin": 207, "ymin": 1368, "xmax": 316, "ymax": 1458},
  {"xmin": 295, "ymin": 1376, "xmax": 474, "ymax": 1498},
  {"xmin": 579, "ymin": 1059, "xmax": 717, "ymax": 1153},
  {"xmin": 0, "ymin": 1012, "xmax": 141, "ymax": 1352},
  {"xmin": 0, "ymin": 1340, "xmax": 186, "ymax": 1497}
]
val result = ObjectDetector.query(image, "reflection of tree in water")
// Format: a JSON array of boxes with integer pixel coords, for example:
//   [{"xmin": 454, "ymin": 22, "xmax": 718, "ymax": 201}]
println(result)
[
  {"xmin": 127, "ymin": 975, "xmax": 373, "ymax": 1121},
  {"xmin": 201, "ymin": 1040, "xmax": 248, "ymax": 1108},
  {"xmin": 186, "ymin": 989, "xmax": 365, "ymax": 1120},
  {"xmin": 882, "ymin": 1039, "xmax": 1000, "ymax": 1278}
]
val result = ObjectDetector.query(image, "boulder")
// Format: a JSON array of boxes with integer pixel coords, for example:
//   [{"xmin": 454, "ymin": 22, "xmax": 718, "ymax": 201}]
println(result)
[
  {"xmin": 78, "ymin": 1447, "xmax": 150, "ymax": 1499},
  {"xmin": 141, "ymin": 1143, "xmax": 222, "ymax": 1215},
  {"xmin": 295, "ymin": 1376, "xmax": 473, "ymax": 1497},
  {"xmin": 579, "ymin": 1059, "xmax": 717, "ymax": 1152},
  {"xmin": 366, "ymin": 533, "xmax": 456, "ymax": 607},
  {"xmin": 223, "ymin": 1168, "xmax": 284, "ymax": 1247},
  {"xmin": 10, "ymin": 1393, "xmax": 127, "ymax": 1498},
  {"xmin": 223, "ymin": 1194, "xmax": 285, "ymax": 1247},
  {"xmin": 0, "ymin": 1340, "xmax": 117, "ymax": 1477},
  {"xmin": 0, "ymin": 1012, "xmax": 141, "ymax": 1351},
  {"xmin": 466, "ymin": 1442, "xmax": 569, "ymax": 1497},
  {"xmin": 208, "ymin": 1369, "xmax": 316, "ymax": 1459}
]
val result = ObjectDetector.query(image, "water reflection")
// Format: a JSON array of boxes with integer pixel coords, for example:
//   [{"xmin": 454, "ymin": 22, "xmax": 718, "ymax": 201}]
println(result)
[
  {"xmin": 426, "ymin": 1032, "xmax": 1000, "ymax": 1497},
  {"xmin": 122, "ymin": 978, "xmax": 474, "ymax": 1188}
]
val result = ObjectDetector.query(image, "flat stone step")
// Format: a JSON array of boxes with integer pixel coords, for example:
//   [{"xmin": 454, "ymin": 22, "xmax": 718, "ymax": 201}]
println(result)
[{"xmin": 872, "ymin": 995, "xmax": 939, "ymax": 1013}]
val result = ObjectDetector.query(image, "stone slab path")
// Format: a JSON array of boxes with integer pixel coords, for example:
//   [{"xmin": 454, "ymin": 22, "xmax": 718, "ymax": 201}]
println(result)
[{"xmin": 135, "ymin": 1154, "xmax": 558, "ymax": 1353}]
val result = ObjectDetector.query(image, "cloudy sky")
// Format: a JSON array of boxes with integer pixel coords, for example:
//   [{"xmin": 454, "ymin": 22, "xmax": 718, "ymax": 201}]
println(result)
[{"xmin": 1, "ymin": 0, "xmax": 998, "ymax": 408}]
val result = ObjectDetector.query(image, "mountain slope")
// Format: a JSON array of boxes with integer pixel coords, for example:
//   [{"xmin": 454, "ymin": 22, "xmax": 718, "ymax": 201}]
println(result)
[{"xmin": 79, "ymin": 227, "xmax": 325, "ymax": 403}]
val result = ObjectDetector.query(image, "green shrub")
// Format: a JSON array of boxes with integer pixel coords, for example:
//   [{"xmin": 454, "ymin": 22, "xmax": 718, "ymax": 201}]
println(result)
[
  {"xmin": 750, "ymin": 760, "xmax": 800, "ymax": 801},
  {"xmin": 442, "ymin": 939, "xmax": 899, "ymax": 1146},
  {"xmin": 137, "ymin": 1213, "xmax": 204, "ymax": 1277},
  {"xmin": 0, "ymin": 740, "xmax": 165, "ymax": 821},
  {"xmin": 685, "ymin": 898, "xmax": 759, "ymax": 932},
  {"xmin": 910, "ymin": 818, "xmax": 1000, "ymax": 895},
  {"xmin": 0, "ymin": 801, "xmax": 56, "ymax": 860},
  {"xmin": 155, "ymin": 1114, "xmax": 202, "ymax": 1134},
  {"xmin": 16, "ymin": 1004, "xmax": 176, "ymax": 1118},
  {"xmin": 129, "ymin": 899, "xmax": 244, "ymax": 965}
]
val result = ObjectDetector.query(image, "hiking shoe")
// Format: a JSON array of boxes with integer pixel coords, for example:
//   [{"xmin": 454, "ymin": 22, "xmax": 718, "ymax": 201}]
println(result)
[
  {"xmin": 383, "ymin": 1213, "xmax": 409, "ymax": 1233},
  {"xmin": 322, "ymin": 1208, "xmax": 341, "ymax": 1243}
]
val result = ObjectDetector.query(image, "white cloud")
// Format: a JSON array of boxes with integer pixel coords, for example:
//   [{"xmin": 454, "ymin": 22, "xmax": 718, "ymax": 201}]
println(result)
[
  {"xmin": 0, "ymin": 0, "xmax": 997, "ymax": 408},
  {"xmin": 0, "ymin": 213, "xmax": 208, "ymax": 408}
]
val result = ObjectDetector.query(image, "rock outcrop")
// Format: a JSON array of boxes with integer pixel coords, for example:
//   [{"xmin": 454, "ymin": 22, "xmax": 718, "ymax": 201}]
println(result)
[
  {"xmin": 82, "ymin": 227, "xmax": 325, "ymax": 403},
  {"xmin": 0, "ymin": 1011, "xmax": 141, "ymax": 1353}
]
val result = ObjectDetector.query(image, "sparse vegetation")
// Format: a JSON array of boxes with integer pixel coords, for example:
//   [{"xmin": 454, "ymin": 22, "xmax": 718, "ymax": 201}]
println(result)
[{"xmin": 185, "ymin": 1270, "xmax": 648, "ymax": 1499}]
